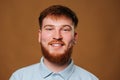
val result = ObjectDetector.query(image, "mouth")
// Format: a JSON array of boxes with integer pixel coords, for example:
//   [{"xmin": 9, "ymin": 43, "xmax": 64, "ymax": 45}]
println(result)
[
  {"xmin": 51, "ymin": 43, "xmax": 64, "ymax": 47},
  {"xmin": 49, "ymin": 41, "xmax": 65, "ymax": 47}
]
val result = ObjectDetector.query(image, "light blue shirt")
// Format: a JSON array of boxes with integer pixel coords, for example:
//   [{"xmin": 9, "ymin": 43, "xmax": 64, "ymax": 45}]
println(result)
[{"xmin": 9, "ymin": 57, "xmax": 99, "ymax": 80}]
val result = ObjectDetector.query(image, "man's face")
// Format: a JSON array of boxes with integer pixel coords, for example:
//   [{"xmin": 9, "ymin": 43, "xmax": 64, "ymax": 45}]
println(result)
[{"xmin": 38, "ymin": 16, "xmax": 77, "ymax": 65}]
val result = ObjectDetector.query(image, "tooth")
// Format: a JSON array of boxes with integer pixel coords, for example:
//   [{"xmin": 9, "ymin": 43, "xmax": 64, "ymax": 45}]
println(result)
[{"xmin": 52, "ymin": 44, "xmax": 61, "ymax": 47}]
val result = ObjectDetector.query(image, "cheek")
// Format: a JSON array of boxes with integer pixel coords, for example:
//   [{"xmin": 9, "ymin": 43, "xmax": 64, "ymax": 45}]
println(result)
[
  {"xmin": 41, "ymin": 32, "xmax": 52, "ymax": 43},
  {"xmin": 63, "ymin": 34, "xmax": 74, "ymax": 45}
]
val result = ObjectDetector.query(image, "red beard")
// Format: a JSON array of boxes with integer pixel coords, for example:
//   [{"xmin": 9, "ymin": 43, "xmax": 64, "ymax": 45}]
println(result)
[{"xmin": 40, "ymin": 43, "xmax": 73, "ymax": 65}]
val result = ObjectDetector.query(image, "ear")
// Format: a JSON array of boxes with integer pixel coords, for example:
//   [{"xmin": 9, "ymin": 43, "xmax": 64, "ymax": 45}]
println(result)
[
  {"xmin": 38, "ymin": 29, "xmax": 41, "ymax": 43},
  {"xmin": 74, "ymin": 32, "xmax": 78, "ymax": 44}
]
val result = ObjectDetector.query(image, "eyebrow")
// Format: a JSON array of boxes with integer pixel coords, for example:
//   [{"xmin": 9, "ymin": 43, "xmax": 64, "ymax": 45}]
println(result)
[{"xmin": 43, "ymin": 25, "xmax": 54, "ymax": 28}]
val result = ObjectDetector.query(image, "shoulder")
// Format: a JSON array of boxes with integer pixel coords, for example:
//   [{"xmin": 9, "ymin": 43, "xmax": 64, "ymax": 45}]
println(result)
[
  {"xmin": 9, "ymin": 63, "xmax": 40, "ymax": 80},
  {"xmin": 73, "ymin": 65, "xmax": 99, "ymax": 80},
  {"xmin": 15, "ymin": 63, "xmax": 40, "ymax": 73}
]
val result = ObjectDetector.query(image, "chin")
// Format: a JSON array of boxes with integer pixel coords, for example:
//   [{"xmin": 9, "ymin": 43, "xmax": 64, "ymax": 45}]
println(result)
[
  {"xmin": 41, "ymin": 43, "xmax": 73, "ymax": 65},
  {"xmin": 50, "ymin": 50, "xmax": 65, "ymax": 54}
]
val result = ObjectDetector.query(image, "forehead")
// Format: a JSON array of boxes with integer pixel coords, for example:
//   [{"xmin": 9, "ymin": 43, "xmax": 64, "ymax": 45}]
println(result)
[{"xmin": 42, "ymin": 15, "xmax": 74, "ymax": 26}]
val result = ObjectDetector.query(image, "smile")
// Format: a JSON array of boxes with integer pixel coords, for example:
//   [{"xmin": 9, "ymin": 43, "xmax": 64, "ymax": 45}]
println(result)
[{"xmin": 51, "ymin": 43, "xmax": 64, "ymax": 47}]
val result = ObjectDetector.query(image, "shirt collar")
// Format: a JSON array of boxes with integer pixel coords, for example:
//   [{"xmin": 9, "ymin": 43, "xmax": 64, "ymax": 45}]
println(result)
[
  {"xmin": 39, "ymin": 57, "xmax": 53, "ymax": 78},
  {"xmin": 59, "ymin": 59, "xmax": 74, "ymax": 80},
  {"xmin": 39, "ymin": 57, "xmax": 74, "ymax": 79}
]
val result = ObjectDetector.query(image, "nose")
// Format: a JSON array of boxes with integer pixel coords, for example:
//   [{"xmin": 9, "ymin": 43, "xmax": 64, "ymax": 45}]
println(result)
[{"xmin": 53, "ymin": 30, "xmax": 63, "ymax": 40}]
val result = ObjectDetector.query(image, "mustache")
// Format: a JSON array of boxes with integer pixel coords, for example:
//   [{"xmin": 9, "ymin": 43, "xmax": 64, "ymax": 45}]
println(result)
[{"xmin": 48, "ymin": 39, "xmax": 65, "ymax": 45}]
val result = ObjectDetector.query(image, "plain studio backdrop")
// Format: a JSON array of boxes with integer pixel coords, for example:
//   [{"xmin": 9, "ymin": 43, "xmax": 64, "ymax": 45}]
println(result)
[{"xmin": 0, "ymin": 0, "xmax": 120, "ymax": 80}]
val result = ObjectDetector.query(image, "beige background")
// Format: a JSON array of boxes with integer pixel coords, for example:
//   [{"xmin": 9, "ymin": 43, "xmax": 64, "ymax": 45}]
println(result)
[{"xmin": 0, "ymin": 0, "xmax": 120, "ymax": 80}]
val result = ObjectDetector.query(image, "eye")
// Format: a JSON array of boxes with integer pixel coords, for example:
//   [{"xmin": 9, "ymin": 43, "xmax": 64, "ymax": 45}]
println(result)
[
  {"xmin": 45, "ymin": 28, "xmax": 53, "ymax": 31},
  {"xmin": 44, "ymin": 26, "xmax": 54, "ymax": 31},
  {"xmin": 62, "ymin": 26, "xmax": 71, "ymax": 31}
]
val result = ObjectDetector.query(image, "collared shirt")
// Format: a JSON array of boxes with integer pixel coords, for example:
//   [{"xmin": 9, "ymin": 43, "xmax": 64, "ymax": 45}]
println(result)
[{"xmin": 9, "ymin": 57, "xmax": 99, "ymax": 80}]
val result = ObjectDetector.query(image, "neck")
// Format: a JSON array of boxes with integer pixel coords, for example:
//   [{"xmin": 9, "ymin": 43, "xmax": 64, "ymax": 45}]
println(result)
[{"xmin": 43, "ymin": 58, "xmax": 70, "ymax": 73}]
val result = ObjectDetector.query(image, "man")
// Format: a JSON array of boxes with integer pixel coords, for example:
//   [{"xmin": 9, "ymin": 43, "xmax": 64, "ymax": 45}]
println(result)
[{"xmin": 9, "ymin": 5, "xmax": 99, "ymax": 80}]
